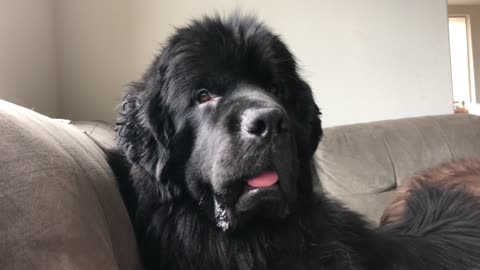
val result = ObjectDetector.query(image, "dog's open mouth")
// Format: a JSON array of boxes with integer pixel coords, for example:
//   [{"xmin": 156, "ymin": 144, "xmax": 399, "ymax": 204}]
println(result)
[{"xmin": 214, "ymin": 170, "xmax": 287, "ymax": 232}]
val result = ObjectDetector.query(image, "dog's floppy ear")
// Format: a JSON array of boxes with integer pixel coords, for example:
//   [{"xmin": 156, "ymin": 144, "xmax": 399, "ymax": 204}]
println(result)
[
  {"xmin": 296, "ymin": 79, "xmax": 323, "ymax": 155},
  {"xmin": 116, "ymin": 75, "xmax": 174, "ymax": 183},
  {"xmin": 309, "ymin": 103, "xmax": 322, "ymax": 155}
]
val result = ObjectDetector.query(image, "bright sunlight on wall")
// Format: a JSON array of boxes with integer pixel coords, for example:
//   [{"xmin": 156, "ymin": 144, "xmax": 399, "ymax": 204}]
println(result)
[{"xmin": 448, "ymin": 16, "xmax": 475, "ymax": 105}]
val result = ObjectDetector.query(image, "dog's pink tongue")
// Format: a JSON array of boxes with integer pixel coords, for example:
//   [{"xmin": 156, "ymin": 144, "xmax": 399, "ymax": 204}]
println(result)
[{"xmin": 247, "ymin": 171, "xmax": 279, "ymax": 187}]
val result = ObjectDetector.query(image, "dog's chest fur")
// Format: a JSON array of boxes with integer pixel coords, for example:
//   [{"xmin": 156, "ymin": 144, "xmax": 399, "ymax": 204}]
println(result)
[{"xmin": 134, "ymin": 194, "xmax": 371, "ymax": 270}]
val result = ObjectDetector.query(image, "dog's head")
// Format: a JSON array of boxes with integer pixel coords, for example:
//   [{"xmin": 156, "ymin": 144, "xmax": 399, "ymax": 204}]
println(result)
[{"xmin": 117, "ymin": 15, "xmax": 322, "ymax": 232}]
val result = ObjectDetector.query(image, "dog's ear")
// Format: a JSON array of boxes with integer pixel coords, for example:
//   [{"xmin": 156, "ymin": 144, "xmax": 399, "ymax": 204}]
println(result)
[
  {"xmin": 296, "ymin": 79, "xmax": 323, "ymax": 155},
  {"xmin": 116, "ymin": 77, "xmax": 174, "ymax": 183},
  {"xmin": 309, "ymin": 103, "xmax": 322, "ymax": 155}
]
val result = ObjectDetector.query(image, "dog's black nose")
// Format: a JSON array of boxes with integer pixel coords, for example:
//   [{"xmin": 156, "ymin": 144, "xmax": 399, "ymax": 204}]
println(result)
[{"xmin": 242, "ymin": 108, "xmax": 289, "ymax": 137}]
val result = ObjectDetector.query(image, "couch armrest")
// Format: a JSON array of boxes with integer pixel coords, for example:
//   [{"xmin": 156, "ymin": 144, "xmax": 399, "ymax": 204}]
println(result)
[{"xmin": 0, "ymin": 100, "xmax": 140, "ymax": 270}]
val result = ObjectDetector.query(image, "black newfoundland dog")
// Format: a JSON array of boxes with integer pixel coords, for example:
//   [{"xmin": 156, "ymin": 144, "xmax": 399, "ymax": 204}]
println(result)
[{"xmin": 113, "ymin": 14, "xmax": 480, "ymax": 270}]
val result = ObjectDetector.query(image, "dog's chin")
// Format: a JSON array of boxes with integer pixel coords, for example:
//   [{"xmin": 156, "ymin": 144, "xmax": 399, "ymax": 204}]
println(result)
[{"xmin": 213, "ymin": 183, "xmax": 291, "ymax": 232}]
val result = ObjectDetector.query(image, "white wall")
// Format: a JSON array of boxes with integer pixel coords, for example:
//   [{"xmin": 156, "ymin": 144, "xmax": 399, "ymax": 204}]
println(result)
[
  {"xmin": 0, "ymin": 0, "xmax": 58, "ymax": 117},
  {"xmin": 55, "ymin": 0, "xmax": 454, "ymax": 126},
  {"xmin": 449, "ymin": 5, "xmax": 480, "ymax": 103},
  {"xmin": 3, "ymin": 0, "xmax": 452, "ymax": 126},
  {"xmin": 306, "ymin": 0, "xmax": 453, "ymax": 127},
  {"xmin": 55, "ymin": 0, "xmax": 134, "ymax": 122}
]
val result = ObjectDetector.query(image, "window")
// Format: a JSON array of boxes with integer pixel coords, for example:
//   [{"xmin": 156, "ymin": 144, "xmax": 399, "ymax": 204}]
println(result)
[{"xmin": 448, "ymin": 16, "xmax": 475, "ymax": 113}]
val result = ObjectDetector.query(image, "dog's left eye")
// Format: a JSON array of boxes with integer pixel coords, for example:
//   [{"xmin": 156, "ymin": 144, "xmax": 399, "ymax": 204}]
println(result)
[
  {"xmin": 197, "ymin": 89, "xmax": 213, "ymax": 103},
  {"xmin": 269, "ymin": 88, "xmax": 278, "ymax": 96},
  {"xmin": 268, "ymin": 85, "xmax": 279, "ymax": 97}
]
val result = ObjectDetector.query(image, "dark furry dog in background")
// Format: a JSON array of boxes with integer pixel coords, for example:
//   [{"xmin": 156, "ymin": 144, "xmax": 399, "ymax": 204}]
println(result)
[
  {"xmin": 381, "ymin": 159, "xmax": 480, "ymax": 226},
  {"xmin": 113, "ymin": 14, "xmax": 480, "ymax": 270}
]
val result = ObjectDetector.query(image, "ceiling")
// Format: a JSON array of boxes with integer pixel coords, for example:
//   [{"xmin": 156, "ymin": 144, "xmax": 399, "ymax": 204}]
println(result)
[{"xmin": 449, "ymin": 0, "xmax": 480, "ymax": 5}]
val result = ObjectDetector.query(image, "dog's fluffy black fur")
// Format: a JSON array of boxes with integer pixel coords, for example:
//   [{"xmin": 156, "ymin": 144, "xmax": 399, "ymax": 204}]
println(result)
[{"xmin": 113, "ymin": 14, "xmax": 480, "ymax": 270}]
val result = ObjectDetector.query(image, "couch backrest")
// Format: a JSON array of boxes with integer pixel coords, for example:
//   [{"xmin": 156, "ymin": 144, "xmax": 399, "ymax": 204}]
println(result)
[{"xmin": 315, "ymin": 114, "xmax": 480, "ymax": 222}]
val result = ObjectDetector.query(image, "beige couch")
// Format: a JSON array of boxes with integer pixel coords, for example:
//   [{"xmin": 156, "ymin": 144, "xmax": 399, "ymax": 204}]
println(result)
[
  {"xmin": 2, "ymin": 99, "xmax": 480, "ymax": 269},
  {"xmin": 316, "ymin": 114, "xmax": 480, "ymax": 222},
  {"xmin": 0, "ymin": 100, "xmax": 140, "ymax": 270}
]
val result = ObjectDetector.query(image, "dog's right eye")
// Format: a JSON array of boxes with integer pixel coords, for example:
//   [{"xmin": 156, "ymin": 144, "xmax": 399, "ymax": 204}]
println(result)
[{"xmin": 197, "ymin": 89, "xmax": 212, "ymax": 104}]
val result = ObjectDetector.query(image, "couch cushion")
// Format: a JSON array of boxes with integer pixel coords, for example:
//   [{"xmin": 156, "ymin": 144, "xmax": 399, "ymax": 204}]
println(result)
[
  {"xmin": 72, "ymin": 121, "xmax": 117, "ymax": 151},
  {"xmin": 316, "ymin": 114, "xmax": 480, "ymax": 222},
  {"xmin": 0, "ymin": 100, "xmax": 140, "ymax": 270}
]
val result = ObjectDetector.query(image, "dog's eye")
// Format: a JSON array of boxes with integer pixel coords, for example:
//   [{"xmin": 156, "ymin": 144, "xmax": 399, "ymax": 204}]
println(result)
[
  {"xmin": 197, "ymin": 89, "xmax": 212, "ymax": 103},
  {"xmin": 268, "ymin": 87, "xmax": 279, "ymax": 97}
]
